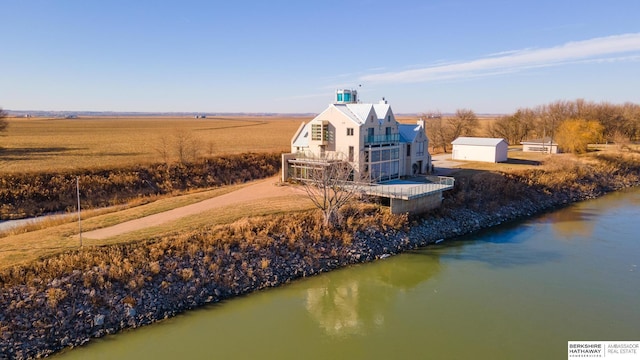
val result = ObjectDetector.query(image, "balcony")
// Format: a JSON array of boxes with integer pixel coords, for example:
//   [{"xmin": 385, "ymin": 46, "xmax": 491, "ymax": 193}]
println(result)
[{"xmin": 364, "ymin": 133, "xmax": 400, "ymax": 146}]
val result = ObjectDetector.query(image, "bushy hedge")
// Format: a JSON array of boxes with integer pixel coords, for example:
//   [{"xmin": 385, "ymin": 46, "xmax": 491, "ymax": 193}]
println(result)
[
  {"xmin": 439, "ymin": 152, "xmax": 640, "ymax": 213},
  {"xmin": 0, "ymin": 153, "xmax": 281, "ymax": 220}
]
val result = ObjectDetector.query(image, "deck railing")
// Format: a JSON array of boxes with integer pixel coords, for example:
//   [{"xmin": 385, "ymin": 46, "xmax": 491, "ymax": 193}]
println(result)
[
  {"xmin": 364, "ymin": 134, "xmax": 400, "ymax": 145},
  {"xmin": 357, "ymin": 176, "xmax": 455, "ymax": 200}
]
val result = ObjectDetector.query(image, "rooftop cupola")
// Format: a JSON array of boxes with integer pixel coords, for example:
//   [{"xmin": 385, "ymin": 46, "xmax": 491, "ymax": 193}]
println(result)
[{"xmin": 334, "ymin": 89, "xmax": 358, "ymax": 104}]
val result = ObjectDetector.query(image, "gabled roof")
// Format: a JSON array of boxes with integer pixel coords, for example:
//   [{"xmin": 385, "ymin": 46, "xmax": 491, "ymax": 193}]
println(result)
[
  {"xmin": 451, "ymin": 137, "xmax": 508, "ymax": 146},
  {"xmin": 372, "ymin": 103, "xmax": 391, "ymax": 120},
  {"xmin": 330, "ymin": 104, "xmax": 363, "ymax": 124},
  {"xmin": 330, "ymin": 103, "xmax": 391, "ymax": 125},
  {"xmin": 292, "ymin": 123, "xmax": 311, "ymax": 147},
  {"xmin": 398, "ymin": 124, "xmax": 422, "ymax": 143}
]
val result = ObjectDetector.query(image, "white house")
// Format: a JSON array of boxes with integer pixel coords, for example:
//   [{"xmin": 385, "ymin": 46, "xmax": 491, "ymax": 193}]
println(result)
[
  {"xmin": 282, "ymin": 89, "xmax": 431, "ymax": 183},
  {"xmin": 521, "ymin": 137, "xmax": 559, "ymax": 154},
  {"xmin": 451, "ymin": 137, "xmax": 508, "ymax": 163}
]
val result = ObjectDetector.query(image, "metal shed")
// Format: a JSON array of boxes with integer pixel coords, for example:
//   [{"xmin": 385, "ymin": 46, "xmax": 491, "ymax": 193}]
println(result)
[{"xmin": 451, "ymin": 137, "xmax": 509, "ymax": 163}]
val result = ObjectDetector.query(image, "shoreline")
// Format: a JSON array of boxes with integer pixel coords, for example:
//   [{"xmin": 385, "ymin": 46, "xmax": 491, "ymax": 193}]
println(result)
[{"xmin": 1, "ymin": 156, "xmax": 640, "ymax": 359}]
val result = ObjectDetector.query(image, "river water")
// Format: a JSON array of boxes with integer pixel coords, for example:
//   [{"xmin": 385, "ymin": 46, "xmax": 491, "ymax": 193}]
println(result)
[{"xmin": 56, "ymin": 188, "xmax": 640, "ymax": 359}]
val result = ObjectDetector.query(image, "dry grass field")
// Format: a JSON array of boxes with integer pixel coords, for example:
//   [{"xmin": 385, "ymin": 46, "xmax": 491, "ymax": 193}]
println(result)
[
  {"xmin": 0, "ymin": 179, "xmax": 314, "ymax": 269},
  {"xmin": 1, "ymin": 115, "xmax": 496, "ymax": 173},
  {"xmin": 0, "ymin": 116, "xmax": 306, "ymax": 173}
]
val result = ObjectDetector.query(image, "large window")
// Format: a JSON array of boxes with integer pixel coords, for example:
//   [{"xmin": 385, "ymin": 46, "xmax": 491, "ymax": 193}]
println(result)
[
  {"xmin": 311, "ymin": 123, "xmax": 329, "ymax": 141},
  {"xmin": 366, "ymin": 147, "xmax": 400, "ymax": 182}
]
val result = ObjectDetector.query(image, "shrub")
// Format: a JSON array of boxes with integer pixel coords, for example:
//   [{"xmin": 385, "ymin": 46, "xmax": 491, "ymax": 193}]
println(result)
[
  {"xmin": 0, "ymin": 153, "xmax": 282, "ymax": 220},
  {"xmin": 45, "ymin": 288, "xmax": 67, "ymax": 309}
]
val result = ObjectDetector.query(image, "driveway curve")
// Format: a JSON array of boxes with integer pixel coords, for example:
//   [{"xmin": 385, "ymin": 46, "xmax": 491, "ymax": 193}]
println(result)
[{"xmin": 83, "ymin": 176, "xmax": 303, "ymax": 240}]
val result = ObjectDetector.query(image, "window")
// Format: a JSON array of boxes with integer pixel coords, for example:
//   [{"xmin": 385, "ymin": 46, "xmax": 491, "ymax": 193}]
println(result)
[
  {"xmin": 311, "ymin": 124, "xmax": 322, "ymax": 141},
  {"xmin": 371, "ymin": 150, "xmax": 380, "ymax": 162},
  {"xmin": 381, "ymin": 149, "xmax": 390, "ymax": 161},
  {"xmin": 348, "ymin": 146, "xmax": 354, "ymax": 162},
  {"xmin": 387, "ymin": 115, "xmax": 391, "ymax": 122},
  {"xmin": 347, "ymin": 128, "xmax": 354, "ymax": 136},
  {"xmin": 406, "ymin": 144, "xmax": 411, "ymax": 157},
  {"xmin": 337, "ymin": 93, "xmax": 343, "ymax": 102},
  {"xmin": 367, "ymin": 128, "xmax": 374, "ymax": 137},
  {"xmin": 391, "ymin": 161, "xmax": 399, "ymax": 177},
  {"xmin": 385, "ymin": 127, "xmax": 392, "ymax": 136},
  {"xmin": 311, "ymin": 123, "xmax": 329, "ymax": 141}
]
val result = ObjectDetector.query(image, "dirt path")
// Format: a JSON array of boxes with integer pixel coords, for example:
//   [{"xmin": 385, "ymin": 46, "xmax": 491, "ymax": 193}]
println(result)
[
  {"xmin": 431, "ymin": 153, "xmax": 463, "ymax": 175},
  {"xmin": 83, "ymin": 176, "xmax": 303, "ymax": 240}
]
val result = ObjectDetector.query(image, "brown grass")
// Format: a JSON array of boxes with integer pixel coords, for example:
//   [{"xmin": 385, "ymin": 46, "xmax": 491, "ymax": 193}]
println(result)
[
  {"xmin": 0, "ymin": 183, "xmax": 314, "ymax": 269},
  {"xmin": 0, "ymin": 116, "xmax": 305, "ymax": 173}
]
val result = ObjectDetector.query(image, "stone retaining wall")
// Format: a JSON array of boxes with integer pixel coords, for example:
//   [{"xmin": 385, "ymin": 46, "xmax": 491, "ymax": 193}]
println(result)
[{"xmin": 1, "ymin": 174, "xmax": 639, "ymax": 359}]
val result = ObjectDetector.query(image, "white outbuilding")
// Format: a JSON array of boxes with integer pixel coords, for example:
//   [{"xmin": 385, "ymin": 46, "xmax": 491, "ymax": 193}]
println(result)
[
  {"xmin": 520, "ymin": 137, "xmax": 559, "ymax": 154},
  {"xmin": 451, "ymin": 137, "xmax": 509, "ymax": 163}
]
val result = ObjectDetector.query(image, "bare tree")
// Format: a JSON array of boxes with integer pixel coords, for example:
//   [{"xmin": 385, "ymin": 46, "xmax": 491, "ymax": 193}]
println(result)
[
  {"xmin": 0, "ymin": 108, "xmax": 7, "ymax": 133},
  {"xmin": 486, "ymin": 108, "xmax": 535, "ymax": 144},
  {"xmin": 154, "ymin": 129, "xmax": 202, "ymax": 164},
  {"xmin": 299, "ymin": 153, "xmax": 362, "ymax": 227},
  {"xmin": 622, "ymin": 102, "xmax": 640, "ymax": 142},
  {"xmin": 446, "ymin": 108, "xmax": 479, "ymax": 141},
  {"xmin": 154, "ymin": 135, "xmax": 171, "ymax": 164},
  {"xmin": 422, "ymin": 109, "xmax": 479, "ymax": 152},
  {"xmin": 422, "ymin": 111, "xmax": 448, "ymax": 152}
]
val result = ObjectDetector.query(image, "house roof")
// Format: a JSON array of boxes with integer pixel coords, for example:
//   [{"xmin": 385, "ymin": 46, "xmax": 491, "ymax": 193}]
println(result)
[
  {"xmin": 451, "ymin": 137, "xmax": 508, "ymax": 146},
  {"xmin": 331, "ymin": 103, "xmax": 391, "ymax": 124},
  {"xmin": 521, "ymin": 137, "xmax": 557, "ymax": 145},
  {"xmin": 398, "ymin": 123, "xmax": 421, "ymax": 143},
  {"xmin": 292, "ymin": 102, "xmax": 399, "ymax": 148},
  {"xmin": 292, "ymin": 123, "xmax": 311, "ymax": 147}
]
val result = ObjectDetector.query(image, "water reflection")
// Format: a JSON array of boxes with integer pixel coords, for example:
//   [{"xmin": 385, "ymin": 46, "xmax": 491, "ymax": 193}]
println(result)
[
  {"xmin": 305, "ymin": 253, "xmax": 441, "ymax": 336},
  {"xmin": 432, "ymin": 225, "xmax": 563, "ymax": 268},
  {"xmin": 545, "ymin": 208, "xmax": 597, "ymax": 239},
  {"xmin": 543, "ymin": 188, "xmax": 640, "ymax": 239}
]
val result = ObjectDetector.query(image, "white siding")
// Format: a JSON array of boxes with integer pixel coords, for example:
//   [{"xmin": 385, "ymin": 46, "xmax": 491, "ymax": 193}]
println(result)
[{"xmin": 452, "ymin": 141, "xmax": 508, "ymax": 163}]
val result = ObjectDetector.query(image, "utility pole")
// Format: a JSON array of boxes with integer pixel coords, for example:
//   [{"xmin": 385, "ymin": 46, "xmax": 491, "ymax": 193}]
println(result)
[{"xmin": 77, "ymin": 177, "xmax": 82, "ymax": 248}]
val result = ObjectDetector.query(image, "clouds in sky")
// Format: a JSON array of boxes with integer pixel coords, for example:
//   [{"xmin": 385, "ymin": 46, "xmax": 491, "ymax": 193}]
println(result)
[{"xmin": 360, "ymin": 33, "xmax": 640, "ymax": 84}]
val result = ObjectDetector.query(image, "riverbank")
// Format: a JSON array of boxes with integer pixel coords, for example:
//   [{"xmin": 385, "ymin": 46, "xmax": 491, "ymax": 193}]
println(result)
[{"xmin": 1, "ymin": 152, "xmax": 639, "ymax": 359}]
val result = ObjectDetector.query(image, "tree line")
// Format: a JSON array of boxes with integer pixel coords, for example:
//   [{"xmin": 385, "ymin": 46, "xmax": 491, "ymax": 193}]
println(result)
[{"xmin": 423, "ymin": 99, "xmax": 640, "ymax": 153}]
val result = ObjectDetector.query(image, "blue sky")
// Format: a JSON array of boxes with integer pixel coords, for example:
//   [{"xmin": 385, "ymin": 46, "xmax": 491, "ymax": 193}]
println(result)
[{"xmin": 2, "ymin": 0, "xmax": 640, "ymax": 114}]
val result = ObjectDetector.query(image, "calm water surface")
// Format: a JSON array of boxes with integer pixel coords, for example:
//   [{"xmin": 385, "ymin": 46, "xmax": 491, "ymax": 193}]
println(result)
[{"xmin": 56, "ymin": 188, "xmax": 640, "ymax": 359}]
